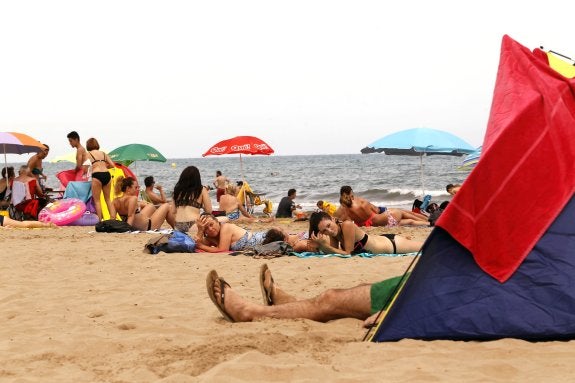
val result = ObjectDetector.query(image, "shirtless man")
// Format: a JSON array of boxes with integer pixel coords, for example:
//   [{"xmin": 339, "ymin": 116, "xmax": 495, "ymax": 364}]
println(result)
[
  {"xmin": 213, "ymin": 170, "xmax": 230, "ymax": 203},
  {"xmin": 335, "ymin": 185, "xmax": 429, "ymax": 227},
  {"xmin": 67, "ymin": 131, "xmax": 90, "ymax": 179}
]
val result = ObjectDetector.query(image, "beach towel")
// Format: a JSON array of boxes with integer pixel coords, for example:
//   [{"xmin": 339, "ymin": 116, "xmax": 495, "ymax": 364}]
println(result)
[{"xmin": 289, "ymin": 251, "xmax": 419, "ymax": 259}]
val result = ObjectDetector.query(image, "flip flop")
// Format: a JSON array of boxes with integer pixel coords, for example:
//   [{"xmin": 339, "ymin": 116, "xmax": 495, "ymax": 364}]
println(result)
[
  {"xmin": 206, "ymin": 270, "xmax": 235, "ymax": 322},
  {"xmin": 259, "ymin": 263, "xmax": 275, "ymax": 306}
]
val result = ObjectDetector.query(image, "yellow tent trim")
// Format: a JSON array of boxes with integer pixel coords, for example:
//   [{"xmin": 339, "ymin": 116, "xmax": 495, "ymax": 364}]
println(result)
[{"xmin": 547, "ymin": 52, "xmax": 575, "ymax": 78}]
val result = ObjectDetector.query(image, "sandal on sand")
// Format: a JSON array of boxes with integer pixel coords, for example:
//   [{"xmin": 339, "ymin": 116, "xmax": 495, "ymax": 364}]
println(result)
[
  {"xmin": 259, "ymin": 263, "xmax": 275, "ymax": 306},
  {"xmin": 206, "ymin": 270, "xmax": 234, "ymax": 322}
]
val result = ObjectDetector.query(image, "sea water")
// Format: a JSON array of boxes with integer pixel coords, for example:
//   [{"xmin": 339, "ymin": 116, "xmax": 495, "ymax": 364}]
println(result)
[{"xmin": 38, "ymin": 154, "xmax": 469, "ymax": 213}]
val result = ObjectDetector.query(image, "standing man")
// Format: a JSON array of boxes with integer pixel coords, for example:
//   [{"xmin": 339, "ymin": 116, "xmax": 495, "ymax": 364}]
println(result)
[
  {"xmin": 27, "ymin": 144, "xmax": 49, "ymax": 190},
  {"xmin": 213, "ymin": 170, "xmax": 230, "ymax": 203},
  {"xmin": 276, "ymin": 188, "xmax": 301, "ymax": 218},
  {"xmin": 67, "ymin": 131, "xmax": 90, "ymax": 180}
]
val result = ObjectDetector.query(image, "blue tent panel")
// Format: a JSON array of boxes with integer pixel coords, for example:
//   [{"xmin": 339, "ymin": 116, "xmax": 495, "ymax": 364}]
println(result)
[{"xmin": 373, "ymin": 194, "xmax": 575, "ymax": 341}]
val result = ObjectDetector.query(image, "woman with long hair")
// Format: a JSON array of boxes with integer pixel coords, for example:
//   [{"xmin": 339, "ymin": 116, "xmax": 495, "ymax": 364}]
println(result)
[
  {"xmin": 308, "ymin": 211, "xmax": 423, "ymax": 255},
  {"xmin": 172, "ymin": 165, "xmax": 212, "ymax": 233}
]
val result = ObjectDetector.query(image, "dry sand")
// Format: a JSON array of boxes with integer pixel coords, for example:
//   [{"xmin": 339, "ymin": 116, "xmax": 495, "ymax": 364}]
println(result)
[{"xmin": 1, "ymin": 220, "xmax": 574, "ymax": 382}]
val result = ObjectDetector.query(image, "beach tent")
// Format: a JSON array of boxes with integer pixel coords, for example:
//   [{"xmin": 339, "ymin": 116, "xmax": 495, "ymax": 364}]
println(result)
[{"xmin": 371, "ymin": 35, "xmax": 575, "ymax": 341}]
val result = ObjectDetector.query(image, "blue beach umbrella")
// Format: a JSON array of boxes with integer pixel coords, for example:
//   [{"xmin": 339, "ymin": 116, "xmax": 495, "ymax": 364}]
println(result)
[{"xmin": 363, "ymin": 128, "xmax": 475, "ymax": 196}]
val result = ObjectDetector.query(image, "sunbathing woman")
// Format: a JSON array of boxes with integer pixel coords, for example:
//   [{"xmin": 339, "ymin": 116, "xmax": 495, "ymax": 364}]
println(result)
[
  {"xmin": 194, "ymin": 213, "xmax": 267, "ymax": 252},
  {"xmin": 308, "ymin": 211, "xmax": 423, "ymax": 255},
  {"xmin": 172, "ymin": 166, "xmax": 212, "ymax": 233},
  {"xmin": 0, "ymin": 215, "xmax": 58, "ymax": 229},
  {"xmin": 113, "ymin": 176, "xmax": 174, "ymax": 231}
]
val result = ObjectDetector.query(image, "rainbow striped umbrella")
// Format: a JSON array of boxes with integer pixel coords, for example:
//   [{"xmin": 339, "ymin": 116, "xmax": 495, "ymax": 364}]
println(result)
[{"xmin": 0, "ymin": 131, "xmax": 47, "ymax": 195}]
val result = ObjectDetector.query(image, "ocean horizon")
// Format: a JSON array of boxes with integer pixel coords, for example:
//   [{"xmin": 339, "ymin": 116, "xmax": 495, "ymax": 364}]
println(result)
[{"xmin": 9, "ymin": 153, "xmax": 469, "ymax": 213}]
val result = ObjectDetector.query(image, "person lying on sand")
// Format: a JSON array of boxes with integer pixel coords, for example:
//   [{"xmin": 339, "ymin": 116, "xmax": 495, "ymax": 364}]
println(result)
[
  {"xmin": 335, "ymin": 185, "xmax": 429, "ymax": 227},
  {"xmin": 309, "ymin": 211, "xmax": 423, "ymax": 255},
  {"xmin": 0, "ymin": 215, "xmax": 58, "ymax": 229},
  {"xmin": 206, "ymin": 263, "xmax": 403, "ymax": 327},
  {"xmin": 195, "ymin": 213, "xmax": 268, "ymax": 252},
  {"xmin": 262, "ymin": 227, "xmax": 317, "ymax": 252}
]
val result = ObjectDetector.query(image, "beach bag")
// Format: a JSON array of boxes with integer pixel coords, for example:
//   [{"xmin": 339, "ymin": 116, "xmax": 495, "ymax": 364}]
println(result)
[
  {"xmin": 13, "ymin": 198, "xmax": 47, "ymax": 220},
  {"xmin": 8, "ymin": 203, "xmax": 24, "ymax": 221},
  {"xmin": 95, "ymin": 219, "xmax": 135, "ymax": 233},
  {"xmin": 144, "ymin": 231, "xmax": 196, "ymax": 254}
]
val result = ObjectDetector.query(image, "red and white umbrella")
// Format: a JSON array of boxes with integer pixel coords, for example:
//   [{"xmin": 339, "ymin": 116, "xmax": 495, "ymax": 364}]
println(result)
[{"xmin": 202, "ymin": 136, "xmax": 274, "ymax": 180}]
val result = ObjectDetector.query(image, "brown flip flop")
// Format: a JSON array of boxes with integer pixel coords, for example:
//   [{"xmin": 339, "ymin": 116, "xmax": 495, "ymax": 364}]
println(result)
[
  {"xmin": 206, "ymin": 270, "xmax": 234, "ymax": 322},
  {"xmin": 259, "ymin": 263, "xmax": 274, "ymax": 306}
]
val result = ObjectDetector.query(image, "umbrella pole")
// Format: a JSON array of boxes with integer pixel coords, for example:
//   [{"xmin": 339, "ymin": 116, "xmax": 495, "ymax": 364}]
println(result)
[
  {"xmin": 240, "ymin": 154, "xmax": 245, "ymax": 181},
  {"xmin": 3, "ymin": 144, "xmax": 9, "ymax": 195},
  {"xmin": 420, "ymin": 154, "xmax": 425, "ymax": 197}
]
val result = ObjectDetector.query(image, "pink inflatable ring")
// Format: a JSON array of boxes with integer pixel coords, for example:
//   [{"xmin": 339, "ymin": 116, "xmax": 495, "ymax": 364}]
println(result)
[{"xmin": 38, "ymin": 198, "xmax": 86, "ymax": 226}]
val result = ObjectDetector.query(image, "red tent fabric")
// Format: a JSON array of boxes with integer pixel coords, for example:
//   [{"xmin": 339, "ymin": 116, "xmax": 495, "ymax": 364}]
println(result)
[{"xmin": 437, "ymin": 35, "xmax": 575, "ymax": 282}]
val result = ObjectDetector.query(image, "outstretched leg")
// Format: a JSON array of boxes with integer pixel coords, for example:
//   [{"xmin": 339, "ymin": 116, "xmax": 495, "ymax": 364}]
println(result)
[
  {"xmin": 209, "ymin": 270, "xmax": 372, "ymax": 323},
  {"xmin": 260, "ymin": 264, "xmax": 297, "ymax": 305}
]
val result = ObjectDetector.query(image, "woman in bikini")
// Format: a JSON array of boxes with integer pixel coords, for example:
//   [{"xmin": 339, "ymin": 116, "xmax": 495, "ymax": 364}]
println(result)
[
  {"xmin": 308, "ymin": 211, "xmax": 423, "ymax": 255},
  {"xmin": 194, "ymin": 213, "xmax": 267, "ymax": 252},
  {"xmin": 172, "ymin": 166, "xmax": 213, "ymax": 233},
  {"xmin": 86, "ymin": 138, "xmax": 117, "ymax": 220},
  {"xmin": 113, "ymin": 176, "xmax": 174, "ymax": 231}
]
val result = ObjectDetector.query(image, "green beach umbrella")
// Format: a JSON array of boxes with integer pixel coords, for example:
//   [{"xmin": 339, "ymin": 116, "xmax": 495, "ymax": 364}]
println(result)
[{"xmin": 108, "ymin": 143, "xmax": 166, "ymax": 178}]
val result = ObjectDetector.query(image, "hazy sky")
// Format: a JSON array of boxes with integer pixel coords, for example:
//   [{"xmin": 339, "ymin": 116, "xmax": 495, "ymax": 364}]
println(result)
[{"xmin": 1, "ymin": 1, "xmax": 572, "ymax": 161}]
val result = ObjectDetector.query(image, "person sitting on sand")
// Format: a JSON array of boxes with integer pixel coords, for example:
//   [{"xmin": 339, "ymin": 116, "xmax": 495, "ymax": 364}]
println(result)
[
  {"xmin": 275, "ymin": 189, "xmax": 301, "ymax": 218},
  {"xmin": 335, "ymin": 185, "xmax": 429, "ymax": 227},
  {"xmin": 194, "ymin": 213, "xmax": 267, "ymax": 252},
  {"xmin": 113, "ymin": 176, "xmax": 175, "ymax": 231},
  {"xmin": 218, "ymin": 184, "xmax": 255, "ymax": 221},
  {"xmin": 309, "ymin": 211, "xmax": 423, "ymax": 255},
  {"xmin": 0, "ymin": 214, "xmax": 58, "ymax": 229},
  {"xmin": 206, "ymin": 263, "xmax": 404, "ymax": 326},
  {"xmin": 172, "ymin": 166, "xmax": 212, "ymax": 233},
  {"xmin": 446, "ymin": 183, "xmax": 462, "ymax": 196},
  {"xmin": 316, "ymin": 200, "xmax": 337, "ymax": 216},
  {"xmin": 143, "ymin": 176, "xmax": 167, "ymax": 206},
  {"xmin": 0, "ymin": 166, "xmax": 15, "ymax": 209},
  {"xmin": 262, "ymin": 227, "xmax": 317, "ymax": 252}
]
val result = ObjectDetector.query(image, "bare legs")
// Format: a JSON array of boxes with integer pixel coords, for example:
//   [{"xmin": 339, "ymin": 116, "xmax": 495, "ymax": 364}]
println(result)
[{"xmin": 209, "ymin": 266, "xmax": 372, "ymax": 323}]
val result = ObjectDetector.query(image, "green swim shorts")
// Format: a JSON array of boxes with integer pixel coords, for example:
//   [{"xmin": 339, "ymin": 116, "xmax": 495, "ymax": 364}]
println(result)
[{"xmin": 370, "ymin": 275, "xmax": 407, "ymax": 314}]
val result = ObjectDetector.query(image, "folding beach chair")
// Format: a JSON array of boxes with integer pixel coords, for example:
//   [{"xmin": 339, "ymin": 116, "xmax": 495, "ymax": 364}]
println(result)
[{"xmin": 237, "ymin": 181, "xmax": 273, "ymax": 216}]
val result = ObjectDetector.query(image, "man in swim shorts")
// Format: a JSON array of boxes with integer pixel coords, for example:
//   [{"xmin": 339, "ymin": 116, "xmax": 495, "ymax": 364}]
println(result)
[
  {"xmin": 206, "ymin": 264, "xmax": 406, "ymax": 326},
  {"xmin": 335, "ymin": 186, "xmax": 428, "ymax": 227}
]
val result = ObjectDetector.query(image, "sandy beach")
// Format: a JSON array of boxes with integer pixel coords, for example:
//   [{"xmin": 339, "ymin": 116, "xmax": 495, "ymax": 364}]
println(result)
[{"xmin": 2, "ymin": 221, "xmax": 574, "ymax": 382}]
